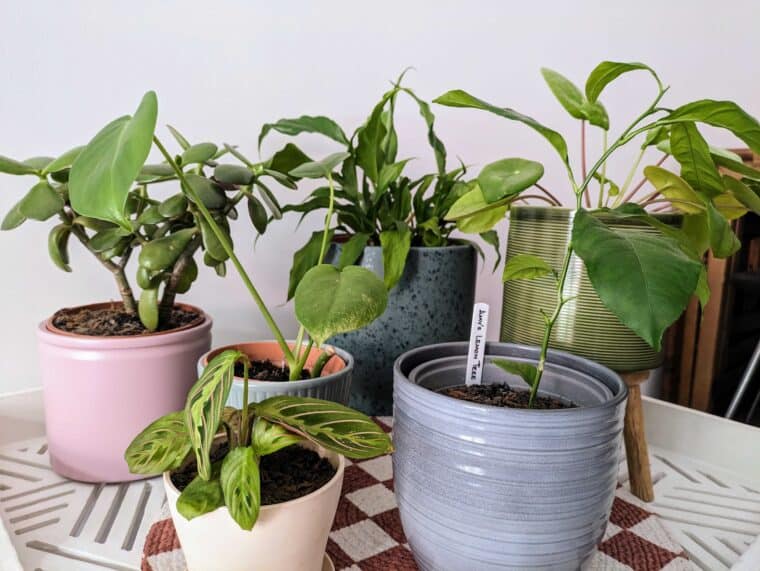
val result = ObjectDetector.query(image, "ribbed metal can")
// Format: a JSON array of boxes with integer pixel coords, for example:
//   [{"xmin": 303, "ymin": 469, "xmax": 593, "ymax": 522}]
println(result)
[{"xmin": 393, "ymin": 341, "xmax": 627, "ymax": 570}]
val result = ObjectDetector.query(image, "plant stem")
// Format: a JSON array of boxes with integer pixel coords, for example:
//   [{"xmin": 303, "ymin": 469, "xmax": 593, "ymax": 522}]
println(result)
[
  {"xmin": 597, "ymin": 131, "xmax": 608, "ymax": 208},
  {"xmin": 153, "ymin": 135, "xmax": 296, "ymax": 366},
  {"xmin": 619, "ymin": 153, "xmax": 669, "ymax": 204},
  {"xmin": 615, "ymin": 148, "xmax": 646, "ymax": 206},
  {"xmin": 533, "ymin": 183, "xmax": 563, "ymax": 206},
  {"xmin": 159, "ymin": 234, "xmax": 202, "ymax": 321},
  {"xmin": 581, "ymin": 121, "xmax": 590, "ymax": 207},
  {"xmin": 240, "ymin": 358, "xmax": 250, "ymax": 446},
  {"xmin": 519, "ymin": 194, "xmax": 562, "ymax": 206}
]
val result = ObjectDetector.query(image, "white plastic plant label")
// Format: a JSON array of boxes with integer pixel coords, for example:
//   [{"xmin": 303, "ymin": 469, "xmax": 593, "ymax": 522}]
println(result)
[{"xmin": 465, "ymin": 302, "xmax": 489, "ymax": 386}]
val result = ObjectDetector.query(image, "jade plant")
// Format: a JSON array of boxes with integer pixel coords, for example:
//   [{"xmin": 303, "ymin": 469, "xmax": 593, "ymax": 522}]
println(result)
[
  {"xmin": 437, "ymin": 61, "xmax": 760, "ymax": 406},
  {"xmin": 0, "ymin": 107, "xmax": 286, "ymax": 330},
  {"xmin": 126, "ymin": 349, "xmax": 393, "ymax": 529},
  {"xmin": 70, "ymin": 91, "xmax": 388, "ymax": 378},
  {"xmin": 258, "ymin": 73, "xmax": 497, "ymax": 294}
]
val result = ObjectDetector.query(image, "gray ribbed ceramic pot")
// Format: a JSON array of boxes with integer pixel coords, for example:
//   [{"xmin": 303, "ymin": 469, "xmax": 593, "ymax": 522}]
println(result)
[
  {"xmin": 327, "ymin": 244, "xmax": 477, "ymax": 415},
  {"xmin": 393, "ymin": 341, "xmax": 628, "ymax": 570},
  {"xmin": 502, "ymin": 206, "xmax": 680, "ymax": 372},
  {"xmin": 198, "ymin": 341, "xmax": 353, "ymax": 408}
]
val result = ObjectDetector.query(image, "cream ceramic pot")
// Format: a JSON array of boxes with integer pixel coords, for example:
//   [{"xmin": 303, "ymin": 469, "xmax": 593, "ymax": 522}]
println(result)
[{"xmin": 164, "ymin": 445, "xmax": 345, "ymax": 571}]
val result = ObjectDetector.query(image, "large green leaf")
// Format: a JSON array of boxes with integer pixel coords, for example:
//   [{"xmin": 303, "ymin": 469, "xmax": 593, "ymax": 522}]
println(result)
[
  {"xmin": 252, "ymin": 418, "xmax": 303, "ymax": 456},
  {"xmin": 572, "ymin": 209, "xmax": 701, "ymax": 349},
  {"xmin": 125, "ymin": 411, "xmax": 191, "ymax": 475},
  {"xmin": 18, "ymin": 181, "xmax": 64, "ymax": 220},
  {"xmin": 176, "ymin": 468, "xmax": 224, "ymax": 521},
  {"xmin": 69, "ymin": 91, "xmax": 158, "ymax": 228},
  {"xmin": 434, "ymin": 90, "xmax": 569, "ymax": 164},
  {"xmin": 220, "ymin": 446, "xmax": 260, "ymax": 531},
  {"xmin": 379, "ymin": 226, "xmax": 411, "ymax": 290},
  {"xmin": 477, "ymin": 158, "xmax": 544, "ymax": 203},
  {"xmin": 254, "ymin": 396, "xmax": 393, "ymax": 459},
  {"xmin": 258, "ymin": 116, "xmax": 349, "ymax": 149},
  {"xmin": 669, "ymin": 123, "xmax": 724, "ymax": 198},
  {"xmin": 585, "ymin": 61, "xmax": 660, "ymax": 103},
  {"xmin": 294, "ymin": 264, "xmax": 387, "ymax": 346},
  {"xmin": 185, "ymin": 350, "xmax": 242, "ymax": 480},
  {"xmin": 642, "ymin": 166, "xmax": 705, "ymax": 214},
  {"xmin": 288, "ymin": 230, "xmax": 332, "ymax": 300},
  {"xmin": 502, "ymin": 254, "xmax": 553, "ymax": 282},
  {"xmin": 661, "ymin": 100, "xmax": 760, "ymax": 155}
]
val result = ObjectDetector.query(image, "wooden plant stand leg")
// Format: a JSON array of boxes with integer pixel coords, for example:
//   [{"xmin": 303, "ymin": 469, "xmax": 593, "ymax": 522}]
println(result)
[{"xmin": 620, "ymin": 370, "xmax": 655, "ymax": 502}]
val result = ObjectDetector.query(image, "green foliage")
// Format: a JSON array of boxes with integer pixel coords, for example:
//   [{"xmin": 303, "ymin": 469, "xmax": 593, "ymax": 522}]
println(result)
[
  {"xmin": 492, "ymin": 359, "xmax": 538, "ymax": 389},
  {"xmin": 125, "ymin": 411, "xmax": 191, "ymax": 474},
  {"xmin": 220, "ymin": 447, "xmax": 260, "ymax": 530},
  {"xmin": 477, "ymin": 158, "xmax": 544, "ymax": 203},
  {"xmin": 502, "ymin": 254, "xmax": 554, "ymax": 282}
]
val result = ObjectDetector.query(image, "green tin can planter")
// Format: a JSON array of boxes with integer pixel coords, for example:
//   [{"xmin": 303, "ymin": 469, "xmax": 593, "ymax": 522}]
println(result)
[{"xmin": 501, "ymin": 206, "xmax": 681, "ymax": 372}]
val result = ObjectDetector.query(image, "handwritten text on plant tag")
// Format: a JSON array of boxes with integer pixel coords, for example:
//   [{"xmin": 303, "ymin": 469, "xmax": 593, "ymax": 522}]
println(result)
[{"xmin": 465, "ymin": 303, "xmax": 489, "ymax": 386}]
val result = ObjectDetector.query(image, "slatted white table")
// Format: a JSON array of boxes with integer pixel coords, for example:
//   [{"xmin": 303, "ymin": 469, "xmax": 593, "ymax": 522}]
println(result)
[{"xmin": 1, "ymin": 389, "xmax": 759, "ymax": 570}]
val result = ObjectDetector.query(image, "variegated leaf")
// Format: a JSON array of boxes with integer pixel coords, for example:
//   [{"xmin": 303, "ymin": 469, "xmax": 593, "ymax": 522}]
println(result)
[
  {"xmin": 220, "ymin": 446, "xmax": 261, "ymax": 530},
  {"xmin": 254, "ymin": 396, "xmax": 393, "ymax": 460},
  {"xmin": 124, "ymin": 411, "xmax": 190, "ymax": 475},
  {"xmin": 251, "ymin": 418, "xmax": 303, "ymax": 456},
  {"xmin": 185, "ymin": 350, "xmax": 242, "ymax": 480}
]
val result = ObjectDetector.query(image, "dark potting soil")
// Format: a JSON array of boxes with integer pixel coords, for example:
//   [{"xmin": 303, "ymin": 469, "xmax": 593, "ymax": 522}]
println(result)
[
  {"xmin": 232, "ymin": 359, "xmax": 310, "ymax": 381},
  {"xmin": 51, "ymin": 304, "xmax": 201, "ymax": 336},
  {"xmin": 171, "ymin": 445, "xmax": 336, "ymax": 505},
  {"xmin": 442, "ymin": 383, "xmax": 575, "ymax": 409}
]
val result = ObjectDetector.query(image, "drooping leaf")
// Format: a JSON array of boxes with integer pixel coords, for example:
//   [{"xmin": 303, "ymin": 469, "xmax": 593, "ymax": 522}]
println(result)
[
  {"xmin": 712, "ymin": 153, "xmax": 760, "ymax": 181},
  {"xmin": 337, "ymin": 232, "xmax": 370, "ymax": 269},
  {"xmin": 1, "ymin": 203, "xmax": 25, "ymax": 230},
  {"xmin": 356, "ymin": 93, "xmax": 392, "ymax": 184},
  {"xmin": 723, "ymin": 175, "xmax": 760, "ymax": 214},
  {"xmin": 247, "ymin": 196, "xmax": 268, "ymax": 234},
  {"xmin": 445, "ymin": 184, "xmax": 509, "ymax": 221},
  {"xmin": 258, "ymin": 116, "xmax": 349, "ymax": 150},
  {"xmin": 125, "ymin": 411, "xmax": 191, "ymax": 475},
  {"xmin": 199, "ymin": 218, "xmax": 231, "ymax": 262},
  {"xmin": 585, "ymin": 61, "xmax": 660, "ymax": 103},
  {"xmin": 378, "ymin": 158, "xmax": 413, "ymax": 193},
  {"xmin": 541, "ymin": 68, "xmax": 585, "ymax": 119},
  {"xmin": 254, "ymin": 396, "xmax": 394, "ymax": 459},
  {"xmin": 572, "ymin": 209, "xmax": 701, "ymax": 349},
  {"xmin": 138, "ymin": 228, "xmax": 196, "ymax": 271},
  {"xmin": 294, "ymin": 264, "xmax": 388, "ymax": 346},
  {"xmin": 268, "ymin": 143, "xmax": 313, "ymax": 176},
  {"xmin": 642, "ymin": 126, "xmax": 669, "ymax": 149},
  {"xmin": 69, "ymin": 91, "xmax": 158, "ymax": 228},
  {"xmin": 42, "ymin": 145, "xmax": 85, "ymax": 175},
  {"xmin": 167, "ymin": 125, "xmax": 191, "ymax": 150},
  {"xmin": 0, "ymin": 155, "xmax": 39, "ymax": 175},
  {"xmin": 479, "ymin": 230, "xmax": 501, "ymax": 271},
  {"xmin": 214, "ymin": 164, "xmax": 254, "ymax": 186},
  {"xmin": 492, "ymin": 359, "xmax": 538, "ymax": 388},
  {"xmin": 220, "ymin": 446, "xmax": 260, "ymax": 531},
  {"xmin": 174, "ymin": 257, "xmax": 199, "ymax": 294},
  {"xmin": 289, "ymin": 152, "xmax": 350, "ymax": 179},
  {"xmin": 669, "ymin": 123, "xmax": 724, "ymax": 198},
  {"xmin": 48, "ymin": 224, "xmax": 71, "ymax": 272},
  {"xmin": 706, "ymin": 202, "xmax": 740, "ymax": 258},
  {"xmin": 713, "ymin": 189, "xmax": 748, "ymax": 220},
  {"xmin": 157, "ymin": 194, "xmax": 189, "ymax": 218},
  {"xmin": 288, "ymin": 230, "xmax": 332, "ymax": 300},
  {"xmin": 251, "ymin": 418, "xmax": 303, "ymax": 456},
  {"xmin": 642, "ymin": 166, "xmax": 705, "ymax": 214},
  {"xmin": 477, "ymin": 158, "xmax": 544, "ymax": 203},
  {"xmin": 399, "ymin": 87, "xmax": 447, "ymax": 174},
  {"xmin": 434, "ymin": 90, "xmax": 569, "ymax": 163},
  {"xmin": 139, "ymin": 288, "xmax": 159, "ymax": 331},
  {"xmin": 181, "ymin": 142, "xmax": 218, "ymax": 166},
  {"xmin": 379, "ymin": 226, "xmax": 411, "ymax": 289},
  {"xmin": 502, "ymin": 254, "xmax": 553, "ymax": 282},
  {"xmin": 18, "ymin": 181, "xmax": 64, "ymax": 220},
  {"xmin": 176, "ymin": 469, "xmax": 224, "ymax": 521},
  {"xmin": 661, "ymin": 100, "xmax": 760, "ymax": 155},
  {"xmin": 185, "ymin": 350, "xmax": 242, "ymax": 480},
  {"xmin": 185, "ymin": 174, "xmax": 226, "ymax": 209}
]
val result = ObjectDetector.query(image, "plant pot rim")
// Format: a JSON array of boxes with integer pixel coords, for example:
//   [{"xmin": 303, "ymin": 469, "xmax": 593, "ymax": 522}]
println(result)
[
  {"xmin": 201, "ymin": 340, "xmax": 353, "ymax": 386},
  {"xmin": 359, "ymin": 243, "xmax": 474, "ymax": 252},
  {"xmin": 394, "ymin": 341, "xmax": 627, "ymax": 415},
  {"xmin": 163, "ymin": 445, "xmax": 346, "ymax": 514},
  {"xmin": 43, "ymin": 301, "xmax": 208, "ymax": 338},
  {"xmin": 509, "ymin": 204, "xmax": 682, "ymax": 225}
]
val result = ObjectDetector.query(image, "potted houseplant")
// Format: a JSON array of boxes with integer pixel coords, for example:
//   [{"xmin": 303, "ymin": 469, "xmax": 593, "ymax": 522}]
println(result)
[
  {"xmin": 0, "ymin": 93, "xmax": 254, "ymax": 482},
  {"xmin": 258, "ymin": 75, "xmax": 491, "ymax": 414},
  {"xmin": 125, "ymin": 349, "xmax": 393, "ymax": 571},
  {"xmin": 391, "ymin": 61, "xmax": 760, "ymax": 570}
]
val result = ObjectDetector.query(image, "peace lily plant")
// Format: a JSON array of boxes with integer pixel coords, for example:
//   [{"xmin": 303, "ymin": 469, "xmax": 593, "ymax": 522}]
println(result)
[
  {"xmin": 438, "ymin": 61, "xmax": 760, "ymax": 406},
  {"xmin": 70, "ymin": 91, "xmax": 388, "ymax": 380}
]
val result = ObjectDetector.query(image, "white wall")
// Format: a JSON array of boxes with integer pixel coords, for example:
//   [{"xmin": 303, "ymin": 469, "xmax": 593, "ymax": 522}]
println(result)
[{"xmin": 1, "ymin": 0, "xmax": 758, "ymax": 393}]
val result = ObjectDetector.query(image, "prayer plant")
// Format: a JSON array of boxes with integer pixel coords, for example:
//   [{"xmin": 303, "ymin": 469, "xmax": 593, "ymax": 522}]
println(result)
[
  {"xmin": 126, "ymin": 349, "xmax": 393, "ymax": 530},
  {"xmin": 259, "ymin": 73, "xmax": 496, "ymax": 294},
  {"xmin": 437, "ymin": 61, "xmax": 760, "ymax": 406}
]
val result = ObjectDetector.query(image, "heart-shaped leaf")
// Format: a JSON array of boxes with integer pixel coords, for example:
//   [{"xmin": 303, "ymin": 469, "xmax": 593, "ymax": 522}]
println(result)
[
  {"xmin": 477, "ymin": 158, "xmax": 544, "ymax": 203},
  {"xmin": 69, "ymin": 91, "xmax": 158, "ymax": 228},
  {"xmin": 254, "ymin": 396, "xmax": 393, "ymax": 459},
  {"xmin": 125, "ymin": 411, "xmax": 191, "ymax": 475},
  {"xmin": 220, "ymin": 446, "xmax": 260, "ymax": 531},
  {"xmin": 294, "ymin": 264, "xmax": 387, "ymax": 346}
]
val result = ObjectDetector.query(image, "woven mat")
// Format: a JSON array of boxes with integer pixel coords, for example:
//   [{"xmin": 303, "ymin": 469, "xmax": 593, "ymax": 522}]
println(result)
[{"xmin": 142, "ymin": 417, "xmax": 692, "ymax": 571}]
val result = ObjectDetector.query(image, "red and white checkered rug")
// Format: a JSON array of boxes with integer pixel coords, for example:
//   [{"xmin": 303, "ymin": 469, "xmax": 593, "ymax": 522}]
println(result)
[{"xmin": 142, "ymin": 417, "xmax": 692, "ymax": 571}]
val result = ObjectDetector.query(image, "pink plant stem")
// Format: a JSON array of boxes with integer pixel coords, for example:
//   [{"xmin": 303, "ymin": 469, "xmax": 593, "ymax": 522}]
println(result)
[{"xmin": 534, "ymin": 183, "xmax": 563, "ymax": 206}]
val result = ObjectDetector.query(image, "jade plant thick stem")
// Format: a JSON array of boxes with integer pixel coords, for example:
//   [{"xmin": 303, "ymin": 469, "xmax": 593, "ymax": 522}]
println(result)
[
  {"xmin": 438, "ymin": 61, "xmax": 760, "ymax": 406},
  {"xmin": 69, "ymin": 91, "xmax": 388, "ymax": 379},
  {"xmin": 126, "ymin": 349, "xmax": 393, "ymax": 530}
]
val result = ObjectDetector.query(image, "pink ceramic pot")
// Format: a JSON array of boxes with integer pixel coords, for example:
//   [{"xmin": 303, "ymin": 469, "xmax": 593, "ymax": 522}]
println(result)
[{"xmin": 37, "ymin": 303, "xmax": 212, "ymax": 483}]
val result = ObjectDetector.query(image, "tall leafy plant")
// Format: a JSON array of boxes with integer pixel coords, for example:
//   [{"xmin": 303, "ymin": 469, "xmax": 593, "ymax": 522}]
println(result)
[
  {"xmin": 64, "ymin": 92, "xmax": 388, "ymax": 379},
  {"xmin": 258, "ymin": 74, "xmax": 494, "ymax": 294},
  {"xmin": 126, "ymin": 349, "xmax": 393, "ymax": 530},
  {"xmin": 436, "ymin": 61, "xmax": 760, "ymax": 406}
]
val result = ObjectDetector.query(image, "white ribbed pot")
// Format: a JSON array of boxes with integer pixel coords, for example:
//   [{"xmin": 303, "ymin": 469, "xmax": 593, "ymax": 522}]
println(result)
[
  {"xmin": 393, "ymin": 342, "xmax": 628, "ymax": 570},
  {"xmin": 164, "ymin": 445, "xmax": 345, "ymax": 571}
]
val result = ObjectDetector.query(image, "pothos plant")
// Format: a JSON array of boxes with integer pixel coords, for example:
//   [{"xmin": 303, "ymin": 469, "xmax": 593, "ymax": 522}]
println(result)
[
  {"xmin": 70, "ymin": 91, "xmax": 388, "ymax": 379},
  {"xmin": 258, "ymin": 73, "xmax": 497, "ymax": 295},
  {"xmin": 436, "ymin": 61, "xmax": 760, "ymax": 406},
  {"xmin": 126, "ymin": 349, "xmax": 393, "ymax": 530}
]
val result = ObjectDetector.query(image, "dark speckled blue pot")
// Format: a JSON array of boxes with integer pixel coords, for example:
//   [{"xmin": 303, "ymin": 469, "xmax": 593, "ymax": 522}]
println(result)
[{"xmin": 327, "ymin": 244, "xmax": 477, "ymax": 415}]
